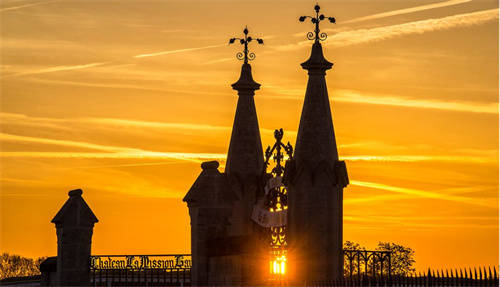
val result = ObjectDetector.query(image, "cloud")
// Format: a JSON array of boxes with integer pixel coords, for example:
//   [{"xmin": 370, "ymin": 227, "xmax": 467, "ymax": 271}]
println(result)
[
  {"xmin": 3, "ymin": 62, "xmax": 108, "ymax": 78},
  {"xmin": 342, "ymin": 155, "xmax": 497, "ymax": 164},
  {"xmin": 264, "ymin": 88, "xmax": 498, "ymax": 114},
  {"xmin": 0, "ymin": 112, "xmax": 290, "ymax": 138},
  {"xmin": 134, "ymin": 44, "xmax": 225, "ymax": 58},
  {"xmin": 344, "ymin": 214, "xmax": 498, "ymax": 229},
  {"xmin": 331, "ymin": 8, "xmax": 499, "ymax": 48},
  {"xmin": 277, "ymin": 9, "xmax": 499, "ymax": 51},
  {"xmin": 1, "ymin": 112, "xmax": 497, "ymax": 164},
  {"xmin": 350, "ymin": 180, "xmax": 497, "ymax": 208},
  {"xmin": 335, "ymin": 89, "xmax": 498, "ymax": 114},
  {"xmin": 0, "ymin": 0, "xmax": 57, "ymax": 12},
  {"xmin": 0, "ymin": 132, "xmax": 226, "ymax": 162},
  {"xmin": 345, "ymin": 185, "xmax": 497, "ymax": 204},
  {"xmin": 344, "ymin": 0, "xmax": 472, "ymax": 24}
]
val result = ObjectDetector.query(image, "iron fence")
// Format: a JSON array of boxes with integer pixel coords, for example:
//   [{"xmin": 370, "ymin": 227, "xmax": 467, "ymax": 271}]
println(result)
[{"xmin": 307, "ymin": 266, "xmax": 499, "ymax": 287}]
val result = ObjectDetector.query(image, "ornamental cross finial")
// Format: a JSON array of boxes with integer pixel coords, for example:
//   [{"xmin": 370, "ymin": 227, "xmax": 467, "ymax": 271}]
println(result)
[
  {"xmin": 229, "ymin": 26, "xmax": 264, "ymax": 64},
  {"xmin": 299, "ymin": 3, "xmax": 336, "ymax": 42},
  {"xmin": 264, "ymin": 128, "xmax": 293, "ymax": 177}
]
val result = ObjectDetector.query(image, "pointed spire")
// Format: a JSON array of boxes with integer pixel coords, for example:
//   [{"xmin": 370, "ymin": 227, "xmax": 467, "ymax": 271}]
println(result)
[
  {"xmin": 225, "ymin": 27, "xmax": 264, "ymax": 178},
  {"xmin": 294, "ymin": 41, "xmax": 339, "ymax": 168}
]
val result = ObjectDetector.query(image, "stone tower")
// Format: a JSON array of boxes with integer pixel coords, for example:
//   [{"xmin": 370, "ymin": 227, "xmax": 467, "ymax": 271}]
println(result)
[
  {"xmin": 183, "ymin": 27, "xmax": 266, "ymax": 285},
  {"xmin": 287, "ymin": 6, "xmax": 349, "ymax": 283}
]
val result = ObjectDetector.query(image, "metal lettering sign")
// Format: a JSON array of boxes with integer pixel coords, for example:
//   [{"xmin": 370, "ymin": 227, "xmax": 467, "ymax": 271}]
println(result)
[{"xmin": 90, "ymin": 255, "xmax": 192, "ymax": 270}]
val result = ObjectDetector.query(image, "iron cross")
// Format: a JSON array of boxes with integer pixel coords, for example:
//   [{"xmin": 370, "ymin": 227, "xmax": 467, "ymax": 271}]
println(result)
[
  {"xmin": 229, "ymin": 26, "xmax": 264, "ymax": 64},
  {"xmin": 299, "ymin": 3, "xmax": 336, "ymax": 42}
]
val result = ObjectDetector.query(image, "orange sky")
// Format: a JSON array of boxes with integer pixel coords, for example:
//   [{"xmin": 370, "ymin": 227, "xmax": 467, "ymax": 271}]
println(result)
[{"xmin": 0, "ymin": 0, "xmax": 498, "ymax": 272}]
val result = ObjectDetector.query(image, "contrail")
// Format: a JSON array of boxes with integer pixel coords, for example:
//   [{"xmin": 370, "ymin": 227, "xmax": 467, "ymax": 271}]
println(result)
[
  {"xmin": 134, "ymin": 44, "xmax": 224, "ymax": 58},
  {"xmin": 344, "ymin": 0, "xmax": 472, "ymax": 23}
]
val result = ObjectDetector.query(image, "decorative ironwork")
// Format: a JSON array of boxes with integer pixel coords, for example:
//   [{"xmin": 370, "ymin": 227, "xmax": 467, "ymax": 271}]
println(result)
[
  {"xmin": 343, "ymin": 250, "xmax": 391, "ymax": 278},
  {"xmin": 229, "ymin": 26, "xmax": 264, "ymax": 63},
  {"xmin": 90, "ymin": 254, "xmax": 191, "ymax": 286},
  {"xmin": 264, "ymin": 128, "xmax": 293, "ymax": 210},
  {"xmin": 299, "ymin": 3, "xmax": 336, "ymax": 42},
  {"xmin": 263, "ymin": 128, "xmax": 293, "ymax": 276}
]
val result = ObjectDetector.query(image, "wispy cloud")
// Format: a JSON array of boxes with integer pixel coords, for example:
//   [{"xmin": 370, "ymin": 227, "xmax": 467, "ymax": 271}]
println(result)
[
  {"xmin": 350, "ymin": 180, "xmax": 497, "ymax": 208},
  {"xmin": 342, "ymin": 155, "xmax": 497, "ymax": 164},
  {"xmin": 134, "ymin": 44, "xmax": 225, "ymax": 58},
  {"xmin": 1, "ymin": 130, "xmax": 496, "ymax": 164},
  {"xmin": 0, "ymin": 112, "xmax": 290, "ymax": 138},
  {"xmin": 345, "ymin": 185, "xmax": 497, "ymax": 204},
  {"xmin": 334, "ymin": 89, "xmax": 498, "ymax": 114},
  {"xmin": 83, "ymin": 117, "xmax": 231, "ymax": 132},
  {"xmin": 0, "ymin": 151, "xmax": 227, "ymax": 162},
  {"xmin": 344, "ymin": 0, "xmax": 472, "ymax": 24},
  {"xmin": 0, "ymin": 0, "xmax": 57, "ymax": 12},
  {"xmin": 3, "ymin": 62, "xmax": 108, "ymax": 78},
  {"xmin": 277, "ymin": 9, "xmax": 499, "ymax": 51},
  {"xmin": 264, "ymin": 88, "xmax": 498, "ymax": 114},
  {"xmin": 344, "ymin": 214, "xmax": 498, "ymax": 229},
  {"xmin": 0, "ymin": 132, "xmax": 226, "ymax": 162}
]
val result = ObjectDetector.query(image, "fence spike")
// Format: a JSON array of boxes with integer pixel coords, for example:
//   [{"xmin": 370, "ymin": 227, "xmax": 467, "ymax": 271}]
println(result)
[
  {"xmin": 488, "ymin": 266, "xmax": 492, "ymax": 280},
  {"xmin": 494, "ymin": 266, "xmax": 497, "ymax": 280}
]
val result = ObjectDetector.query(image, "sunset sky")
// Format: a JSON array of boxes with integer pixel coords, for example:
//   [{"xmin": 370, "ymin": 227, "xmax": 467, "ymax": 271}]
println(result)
[{"xmin": 1, "ymin": 0, "xmax": 498, "ymax": 271}]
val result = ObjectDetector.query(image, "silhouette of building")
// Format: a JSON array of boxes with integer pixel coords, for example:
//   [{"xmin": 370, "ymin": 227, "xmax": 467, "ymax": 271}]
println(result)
[{"xmin": 184, "ymin": 7, "xmax": 348, "ymax": 284}]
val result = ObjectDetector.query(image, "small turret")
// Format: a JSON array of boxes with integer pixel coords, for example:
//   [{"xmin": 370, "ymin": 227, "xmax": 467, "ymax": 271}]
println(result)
[{"xmin": 51, "ymin": 189, "xmax": 98, "ymax": 286}]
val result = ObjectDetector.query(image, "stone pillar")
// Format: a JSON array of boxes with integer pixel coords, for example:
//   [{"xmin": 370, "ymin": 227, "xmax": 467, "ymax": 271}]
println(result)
[
  {"xmin": 183, "ymin": 161, "xmax": 234, "ymax": 285},
  {"xmin": 51, "ymin": 189, "xmax": 98, "ymax": 286}
]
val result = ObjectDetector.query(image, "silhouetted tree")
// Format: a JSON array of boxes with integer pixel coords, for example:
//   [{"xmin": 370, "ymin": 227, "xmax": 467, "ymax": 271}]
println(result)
[
  {"xmin": 0, "ymin": 253, "xmax": 46, "ymax": 279},
  {"xmin": 376, "ymin": 241, "xmax": 416, "ymax": 276}
]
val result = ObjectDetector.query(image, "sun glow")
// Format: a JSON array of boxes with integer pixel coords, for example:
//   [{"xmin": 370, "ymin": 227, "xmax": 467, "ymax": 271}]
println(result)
[{"xmin": 270, "ymin": 255, "xmax": 286, "ymax": 275}]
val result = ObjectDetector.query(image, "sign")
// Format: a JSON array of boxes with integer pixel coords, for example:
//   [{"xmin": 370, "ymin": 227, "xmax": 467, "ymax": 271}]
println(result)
[
  {"xmin": 252, "ymin": 176, "xmax": 287, "ymax": 227},
  {"xmin": 251, "ymin": 205, "xmax": 287, "ymax": 228},
  {"xmin": 90, "ymin": 255, "xmax": 192, "ymax": 270}
]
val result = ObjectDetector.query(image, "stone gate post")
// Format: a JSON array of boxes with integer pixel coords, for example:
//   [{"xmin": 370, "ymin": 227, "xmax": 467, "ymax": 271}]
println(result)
[{"xmin": 51, "ymin": 189, "xmax": 98, "ymax": 286}]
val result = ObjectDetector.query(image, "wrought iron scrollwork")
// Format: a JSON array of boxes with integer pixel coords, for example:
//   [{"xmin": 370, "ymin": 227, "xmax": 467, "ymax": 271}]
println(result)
[
  {"xmin": 299, "ymin": 3, "xmax": 336, "ymax": 42},
  {"xmin": 263, "ymin": 128, "xmax": 293, "ymax": 277},
  {"xmin": 229, "ymin": 26, "xmax": 264, "ymax": 63}
]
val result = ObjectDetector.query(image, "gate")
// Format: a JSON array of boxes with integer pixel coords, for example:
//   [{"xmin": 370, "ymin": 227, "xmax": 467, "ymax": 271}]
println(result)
[{"xmin": 90, "ymin": 254, "xmax": 191, "ymax": 286}]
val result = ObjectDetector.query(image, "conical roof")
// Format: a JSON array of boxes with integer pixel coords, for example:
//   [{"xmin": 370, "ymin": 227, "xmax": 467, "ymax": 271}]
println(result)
[
  {"xmin": 225, "ymin": 63, "xmax": 264, "ymax": 178},
  {"xmin": 294, "ymin": 41, "xmax": 339, "ymax": 168},
  {"xmin": 51, "ymin": 189, "xmax": 98, "ymax": 228}
]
